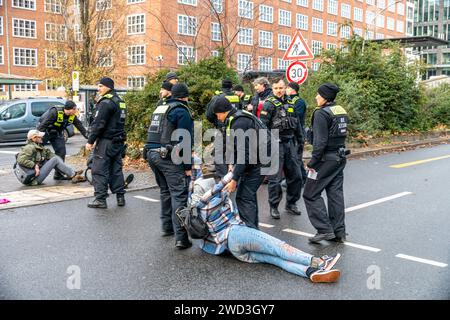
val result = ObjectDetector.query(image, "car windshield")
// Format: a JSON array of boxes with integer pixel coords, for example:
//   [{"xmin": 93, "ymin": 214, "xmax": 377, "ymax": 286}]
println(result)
[{"xmin": 0, "ymin": 102, "xmax": 14, "ymax": 113}]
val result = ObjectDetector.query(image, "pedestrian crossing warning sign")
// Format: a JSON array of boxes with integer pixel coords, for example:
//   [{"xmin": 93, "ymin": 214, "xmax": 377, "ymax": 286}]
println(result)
[{"xmin": 282, "ymin": 30, "xmax": 314, "ymax": 61}]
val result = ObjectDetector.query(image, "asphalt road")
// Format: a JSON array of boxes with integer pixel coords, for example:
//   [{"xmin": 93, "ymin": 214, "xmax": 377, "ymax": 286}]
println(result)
[{"xmin": 0, "ymin": 143, "xmax": 449, "ymax": 300}]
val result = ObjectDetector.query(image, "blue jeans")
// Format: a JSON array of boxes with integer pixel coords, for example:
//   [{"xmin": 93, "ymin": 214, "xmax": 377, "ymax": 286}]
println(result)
[{"xmin": 227, "ymin": 225, "xmax": 313, "ymax": 278}]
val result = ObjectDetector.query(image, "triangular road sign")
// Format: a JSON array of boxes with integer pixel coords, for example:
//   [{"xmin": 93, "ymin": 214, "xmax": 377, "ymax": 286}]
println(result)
[{"xmin": 283, "ymin": 30, "xmax": 314, "ymax": 61}]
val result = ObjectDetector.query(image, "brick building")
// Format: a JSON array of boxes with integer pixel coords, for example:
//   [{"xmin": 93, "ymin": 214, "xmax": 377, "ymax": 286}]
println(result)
[{"xmin": 0, "ymin": 0, "xmax": 413, "ymax": 97}]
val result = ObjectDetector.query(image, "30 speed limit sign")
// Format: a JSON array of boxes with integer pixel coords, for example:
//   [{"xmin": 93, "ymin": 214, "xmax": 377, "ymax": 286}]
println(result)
[{"xmin": 286, "ymin": 61, "xmax": 308, "ymax": 84}]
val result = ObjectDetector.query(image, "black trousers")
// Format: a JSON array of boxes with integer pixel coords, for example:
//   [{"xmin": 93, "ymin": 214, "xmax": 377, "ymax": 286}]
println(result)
[
  {"xmin": 303, "ymin": 159, "xmax": 346, "ymax": 237},
  {"xmin": 44, "ymin": 132, "xmax": 66, "ymax": 177},
  {"xmin": 236, "ymin": 166, "xmax": 265, "ymax": 229},
  {"xmin": 268, "ymin": 140, "xmax": 302, "ymax": 208},
  {"xmin": 147, "ymin": 150, "xmax": 190, "ymax": 242},
  {"xmin": 91, "ymin": 138, "xmax": 125, "ymax": 200},
  {"xmin": 297, "ymin": 142, "xmax": 307, "ymax": 183}
]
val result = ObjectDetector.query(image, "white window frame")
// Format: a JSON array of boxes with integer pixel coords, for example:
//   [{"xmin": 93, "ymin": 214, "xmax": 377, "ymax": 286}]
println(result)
[
  {"xmin": 177, "ymin": 45, "xmax": 196, "ymax": 65},
  {"xmin": 0, "ymin": 17, "xmax": 3, "ymax": 36},
  {"xmin": 45, "ymin": 22, "xmax": 67, "ymax": 41},
  {"xmin": 15, "ymin": 84, "xmax": 37, "ymax": 92},
  {"xmin": 387, "ymin": 17, "xmax": 395, "ymax": 31},
  {"xmin": 327, "ymin": 21, "xmax": 337, "ymax": 36},
  {"xmin": 277, "ymin": 58, "xmax": 289, "ymax": 70},
  {"xmin": 97, "ymin": 49, "xmax": 113, "ymax": 67},
  {"xmin": 279, "ymin": 9, "xmax": 291, "ymax": 27},
  {"xmin": 12, "ymin": 0, "xmax": 36, "ymax": 10},
  {"xmin": 296, "ymin": 13, "xmax": 308, "ymax": 31},
  {"xmin": 127, "ymin": 45, "xmax": 146, "ymax": 65},
  {"xmin": 127, "ymin": 76, "xmax": 146, "ymax": 89},
  {"xmin": 45, "ymin": 50, "xmax": 66, "ymax": 68},
  {"xmin": 12, "ymin": 18, "xmax": 37, "ymax": 39},
  {"xmin": 237, "ymin": 53, "xmax": 252, "ymax": 72},
  {"xmin": 397, "ymin": 2, "xmax": 405, "ymax": 16},
  {"xmin": 259, "ymin": 5, "xmax": 273, "ymax": 23},
  {"xmin": 211, "ymin": 22, "xmax": 221, "ymax": 41},
  {"xmin": 278, "ymin": 34, "xmax": 291, "ymax": 51},
  {"xmin": 259, "ymin": 30, "xmax": 273, "ymax": 49},
  {"xmin": 327, "ymin": 0, "xmax": 337, "ymax": 15},
  {"xmin": 211, "ymin": 0, "xmax": 223, "ymax": 13},
  {"xmin": 177, "ymin": 14, "xmax": 197, "ymax": 36},
  {"xmin": 127, "ymin": 14, "xmax": 145, "ymax": 35},
  {"xmin": 313, "ymin": 0, "xmax": 324, "ymax": 12},
  {"xmin": 178, "ymin": 0, "xmax": 197, "ymax": 6},
  {"xmin": 312, "ymin": 17, "xmax": 323, "ymax": 34},
  {"xmin": 238, "ymin": 27, "xmax": 253, "ymax": 46},
  {"xmin": 238, "ymin": 0, "xmax": 253, "ymax": 19},
  {"xmin": 341, "ymin": 3, "xmax": 351, "ymax": 19},
  {"xmin": 96, "ymin": 0, "xmax": 112, "ymax": 11},
  {"xmin": 327, "ymin": 43, "xmax": 337, "ymax": 50},
  {"xmin": 97, "ymin": 20, "xmax": 113, "ymax": 39},
  {"xmin": 311, "ymin": 40, "xmax": 323, "ymax": 55},
  {"xmin": 0, "ymin": 46, "xmax": 4, "ymax": 65},
  {"xmin": 296, "ymin": 0, "xmax": 308, "ymax": 8},
  {"xmin": 127, "ymin": 0, "xmax": 145, "ymax": 4},
  {"xmin": 354, "ymin": 7, "xmax": 363, "ymax": 22},
  {"xmin": 258, "ymin": 56, "xmax": 272, "ymax": 72},
  {"xmin": 340, "ymin": 25, "xmax": 351, "ymax": 39},
  {"xmin": 74, "ymin": 24, "xmax": 83, "ymax": 41},
  {"xmin": 396, "ymin": 20, "xmax": 404, "ymax": 33},
  {"xmin": 13, "ymin": 47, "xmax": 37, "ymax": 67},
  {"xmin": 44, "ymin": 0, "xmax": 62, "ymax": 14}
]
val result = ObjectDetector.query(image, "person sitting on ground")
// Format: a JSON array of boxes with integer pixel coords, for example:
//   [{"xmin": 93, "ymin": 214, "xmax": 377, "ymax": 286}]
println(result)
[
  {"xmin": 188, "ymin": 166, "xmax": 342, "ymax": 283},
  {"xmin": 16, "ymin": 130, "xmax": 86, "ymax": 186}
]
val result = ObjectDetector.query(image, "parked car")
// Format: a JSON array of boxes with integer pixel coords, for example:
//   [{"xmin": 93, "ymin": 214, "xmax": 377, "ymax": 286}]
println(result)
[{"xmin": 0, "ymin": 97, "xmax": 75, "ymax": 143}]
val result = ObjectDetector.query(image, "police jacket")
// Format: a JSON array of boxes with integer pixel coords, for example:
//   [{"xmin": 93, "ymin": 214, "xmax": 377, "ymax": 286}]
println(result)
[
  {"xmin": 224, "ymin": 109, "xmax": 262, "ymax": 181},
  {"xmin": 38, "ymin": 106, "xmax": 88, "ymax": 138},
  {"xmin": 206, "ymin": 88, "xmax": 240, "ymax": 127},
  {"xmin": 307, "ymin": 102, "xmax": 348, "ymax": 169},
  {"xmin": 259, "ymin": 94, "xmax": 302, "ymax": 142},
  {"xmin": 17, "ymin": 140, "xmax": 54, "ymax": 169},
  {"xmin": 250, "ymin": 87, "xmax": 272, "ymax": 117},
  {"xmin": 87, "ymin": 90, "xmax": 127, "ymax": 144},
  {"xmin": 239, "ymin": 94, "xmax": 252, "ymax": 110},
  {"xmin": 287, "ymin": 94, "xmax": 307, "ymax": 131},
  {"xmin": 146, "ymin": 98, "xmax": 194, "ymax": 170}
]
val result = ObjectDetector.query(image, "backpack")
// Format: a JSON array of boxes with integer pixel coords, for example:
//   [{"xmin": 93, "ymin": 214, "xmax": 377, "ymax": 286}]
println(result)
[
  {"xmin": 175, "ymin": 205, "xmax": 208, "ymax": 239},
  {"xmin": 13, "ymin": 153, "xmax": 36, "ymax": 185}
]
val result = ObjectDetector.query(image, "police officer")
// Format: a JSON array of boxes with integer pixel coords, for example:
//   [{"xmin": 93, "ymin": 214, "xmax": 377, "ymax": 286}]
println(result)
[
  {"xmin": 37, "ymin": 100, "xmax": 88, "ymax": 180},
  {"xmin": 303, "ymin": 83, "xmax": 349, "ymax": 244},
  {"xmin": 286, "ymin": 82, "xmax": 308, "ymax": 183},
  {"xmin": 165, "ymin": 72, "xmax": 179, "ymax": 85},
  {"xmin": 212, "ymin": 96, "xmax": 265, "ymax": 229},
  {"xmin": 145, "ymin": 83, "xmax": 193, "ymax": 249},
  {"xmin": 260, "ymin": 78, "xmax": 303, "ymax": 219},
  {"xmin": 85, "ymin": 77, "xmax": 127, "ymax": 209},
  {"xmin": 233, "ymin": 84, "xmax": 252, "ymax": 110},
  {"xmin": 206, "ymin": 79, "xmax": 240, "ymax": 178},
  {"xmin": 157, "ymin": 81, "xmax": 173, "ymax": 106}
]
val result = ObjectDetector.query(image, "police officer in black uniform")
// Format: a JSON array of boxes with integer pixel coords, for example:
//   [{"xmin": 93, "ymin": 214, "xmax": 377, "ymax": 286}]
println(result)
[
  {"xmin": 206, "ymin": 79, "xmax": 240, "ymax": 178},
  {"xmin": 37, "ymin": 100, "xmax": 88, "ymax": 179},
  {"xmin": 233, "ymin": 84, "xmax": 252, "ymax": 110},
  {"xmin": 145, "ymin": 83, "xmax": 193, "ymax": 249},
  {"xmin": 260, "ymin": 78, "xmax": 303, "ymax": 219},
  {"xmin": 157, "ymin": 81, "xmax": 173, "ymax": 106},
  {"xmin": 85, "ymin": 77, "xmax": 127, "ymax": 209},
  {"xmin": 303, "ymin": 83, "xmax": 349, "ymax": 244},
  {"xmin": 212, "ymin": 96, "xmax": 266, "ymax": 229}
]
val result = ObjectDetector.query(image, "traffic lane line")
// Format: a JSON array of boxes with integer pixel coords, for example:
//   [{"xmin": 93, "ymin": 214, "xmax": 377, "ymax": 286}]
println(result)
[
  {"xmin": 395, "ymin": 254, "xmax": 448, "ymax": 268},
  {"xmin": 0, "ymin": 151, "xmax": 18, "ymax": 155},
  {"xmin": 281, "ymin": 228, "xmax": 382, "ymax": 253},
  {"xmin": 390, "ymin": 154, "xmax": 450, "ymax": 168},
  {"xmin": 345, "ymin": 192, "xmax": 413, "ymax": 213},
  {"xmin": 258, "ymin": 223, "xmax": 274, "ymax": 228},
  {"xmin": 134, "ymin": 195, "xmax": 160, "ymax": 202}
]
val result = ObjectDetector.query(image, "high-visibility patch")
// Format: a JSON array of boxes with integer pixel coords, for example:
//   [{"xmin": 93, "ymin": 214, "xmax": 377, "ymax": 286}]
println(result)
[{"xmin": 329, "ymin": 105, "xmax": 347, "ymax": 115}]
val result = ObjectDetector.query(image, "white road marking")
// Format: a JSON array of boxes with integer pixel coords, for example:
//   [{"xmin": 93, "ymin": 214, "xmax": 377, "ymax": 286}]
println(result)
[
  {"xmin": 395, "ymin": 254, "xmax": 448, "ymax": 268},
  {"xmin": 0, "ymin": 151, "xmax": 18, "ymax": 155},
  {"xmin": 259, "ymin": 223, "xmax": 275, "ymax": 228},
  {"xmin": 345, "ymin": 192, "xmax": 413, "ymax": 213},
  {"xmin": 282, "ymin": 228, "xmax": 382, "ymax": 253},
  {"xmin": 134, "ymin": 195, "xmax": 160, "ymax": 202}
]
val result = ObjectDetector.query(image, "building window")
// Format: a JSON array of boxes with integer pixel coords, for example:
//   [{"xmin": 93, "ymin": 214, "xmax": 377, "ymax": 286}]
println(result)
[
  {"xmin": 15, "ymin": 84, "xmax": 37, "ymax": 91},
  {"xmin": 365, "ymin": 30, "xmax": 374, "ymax": 40},
  {"xmin": 177, "ymin": 45, "xmax": 195, "ymax": 65},
  {"xmin": 311, "ymin": 40, "xmax": 322, "ymax": 55},
  {"xmin": 96, "ymin": 0, "xmax": 112, "ymax": 11},
  {"xmin": 238, "ymin": 0, "xmax": 253, "ymax": 19},
  {"xmin": 376, "ymin": 15, "xmax": 384, "ymax": 28},
  {"xmin": 12, "ymin": 0, "xmax": 36, "ymax": 10},
  {"xmin": 13, "ymin": 48, "xmax": 37, "ymax": 66},
  {"xmin": 178, "ymin": 0, "xmax": 197, "ymax": 5},
  {"xmin": 327, "ymin": 43, "xmax": 337, "ymax": 50},
  {"xmin": 327, "ymin": 0, "xmax": 337, "ymax": 15},
  {"xmin": 354, "ymin": 7, "xmax": 363, "ymax": 22},
  {"xmin": 238, "ymin": 27, "xmax": 253, "ymax": 45},
  {"xmin": 127, "ymin": 0, "xmax": 145, "ymax": 3},
  {"xmin": 278, "ymin": 34, "xmax": 291, "ymax": 50},
  {"xmin": 211, "ymin": 23, "xmax": 221, "ymax": 41},
  {"xmin": 211, "ymin": 0, "xmax": 223, "ymax": 13},
  {"xmin": 387, "ymin": 17, "xmax": 395, "ymax": 31},
  {"xmin": 278, "ymin": 59, "xmax": 289, "ymax": 70},
  {"xmin": 0, "ymin": 17, "xmax": 3, "ymax": 35},
  {"xmin": 354, "ymin": 27, "xmax": 363, "ymax": 37},
  {"xmin": 45, "ymin": 50, "xmax": 66, "ymax": 68},
  {"xmin": 396, "ymin": 20, "xmax": 404, "ymax": 33},
  {"xmin": 45, "ymin": 23, "xmax": 67, "ymax": 41},
  {"xmin": 296, "ymin": 14, "xmax": 308, "ymax": 31},
  {"xmin": 279, "ymin": 9, "xmax": 291, "ymax": 27},
  {"xmin": 127, "ymin": 76, "xmax": 146, "ymax": 89},
  {"xmin": 297, "ymin": 0, "xmax": 308, "ymax": 7},
  {"xmin": 97, "ymin": 20, "xmax": 112, "ymax": 39},
  {"xmin": 376, "ymin": 33, "xmax": 384, "ymax": 39},
  {"xmin": 127, "ymin": 45, "xmax": 145, "ymax": 65},
  {"xmin": 397, "ymin": 2, "xmax": 405, "ymax": 15},
  {"xmin": 259, "ymin": 30, "xmax": 273, "ymax": 48},
  {"xmin": 313, "ymin": 0, "xmax": 323, "ymax": 11},
  {"xmin": 211, "ymin": 50, "xmax": 220, "ymax": 57},
  {"xmin": 13, "ymin": 19, "xmax": 36, "ymax": 38},
  {"xmin": 44, "ymin": 0, "xmax": 62, "ymax": 13},
  {"xmin": 312, "ymin": 17, "xmax": 323, "ymax": 33},
  {"xmin": 377, "ymin": 0, "xmax": 385, "ymax": 9},
  {"xmin": 0, "ymin": 46, "xmax": 3, "ymax": 64},
  {"xmin": 312, "ymin": 62, "xmax": 320, "ymax": 71},
  {"xmin": 366, "ymin": 11, "xmax": 375, "ymax": 25},
  {"xmin": 97, "ymin": 50, "xmax": 113, "ymax": 67},
  {"xmin": 74, "ymin": 24, "xmax": 83, "ymax": 41},
  {"xmin": 178, "ymin": 15, "xmax": 197, "ymax": 36},
  {"xmin": 258, "ymin": 56, "xmax": 272, "ymax": 71},
  {"xmin": 366, "ymin": 0, "xmax": 375, "ymax": 5},
  {"xmin": 259, "ymin": 5, "xmax": 273, "ymax": 23},
  {"xmin": 46, "ymin": 79, "xmax": 62, "ymax": 91},
  {"xmin": 127, "ymin": 14, "xmax": 145, "ymax": 35},
  {"xmin": 341, "ymin": 3, "xmax": 351, "ymax": 19},
  {"xmin": 237, "ymin": 53, "xmax": 252, "ymax": 72},
  {"xmin": 388, "ymin": 0, "xmax": 396, "ymax": 13},
  {"xmin": 327, "ymin": 21, "xmax": 337, "ymax": 36},
  {"xmin": 340, "ymin": 25, "xmax": 351, "ymax": 39}
]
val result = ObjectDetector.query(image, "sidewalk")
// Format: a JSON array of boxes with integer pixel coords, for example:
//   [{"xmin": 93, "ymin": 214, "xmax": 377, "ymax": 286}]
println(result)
[{"xmin": 0, "ymin": 130, "xmax": 448, "ymax": 211}]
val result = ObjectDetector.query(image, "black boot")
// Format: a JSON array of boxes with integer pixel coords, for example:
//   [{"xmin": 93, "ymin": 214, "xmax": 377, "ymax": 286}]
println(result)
[
  {"xmin": 87, "ymin": 198, "xmax": 107, "ymax": 209},
  {"xmin": 270, "ymin": 207, "xmax": 280, "ymax": 219},
  {"xmin": 117, "ymin": 194, "xmax": 125, "ymax": 207},
  {"xmin": 285, "ymin": 203, "xmax": 301, "ymax": 215}
]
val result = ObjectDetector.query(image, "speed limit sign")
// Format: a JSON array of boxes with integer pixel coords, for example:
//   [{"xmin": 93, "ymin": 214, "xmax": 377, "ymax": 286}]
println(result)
[{"xmin": 286, "ymin": 61, "xmax": 308, "ymax": 84}]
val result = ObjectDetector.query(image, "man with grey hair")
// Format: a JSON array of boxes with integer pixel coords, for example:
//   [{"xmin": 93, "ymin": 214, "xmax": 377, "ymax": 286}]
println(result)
[{"xmin": 249, "ymin": 77, "xmax": 272, "ymax": 118}]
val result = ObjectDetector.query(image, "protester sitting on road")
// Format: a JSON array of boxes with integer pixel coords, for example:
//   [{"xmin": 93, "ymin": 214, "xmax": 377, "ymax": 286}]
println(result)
[
  {"xmin": 16, "ymin": 130, "xmax": 86, "ymax": 186},
  {"xmin": 188, "ymin": 168, "xmax": 342, "ymax": 283}
]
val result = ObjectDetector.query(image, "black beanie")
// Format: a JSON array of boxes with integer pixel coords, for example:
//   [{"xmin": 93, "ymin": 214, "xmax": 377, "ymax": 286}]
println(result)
[
  {"xmin": 222, "ymin": 79, "xmax": 233, "ymax": 89},
  {"xmin": 99, "ymin": 77, "xmax": 114, "ymax": 89},
  {"xmin": 161, "ymin": 81, "xmax": 173, "ymax": 91},
  {"xmin": 64, "ymin": 100, "xmax": 77, "ymax": 110},
  {"xmin": 171, "ymin": 83, "xmax": 189, "ymax": 99},
  {"xmin": 213, "ymin": 96, "xmax": 233, "ymax": 113},
  {"xmin": 317, "ymin": 83, "xmax": 340, "ymax": 101},
  {"xmin": 288, "ymin": 82, "xmax": 300, "ymax": 93},
  {"xmin": 233, "ymin": 84, "xmax": 244, "ymax": 92}
]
